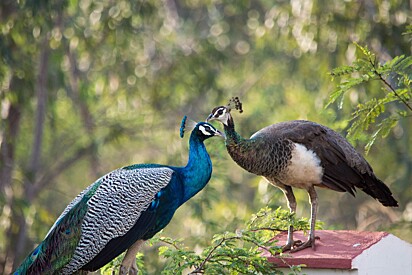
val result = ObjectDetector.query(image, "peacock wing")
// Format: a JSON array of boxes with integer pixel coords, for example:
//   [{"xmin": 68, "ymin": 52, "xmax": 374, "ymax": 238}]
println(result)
[{"xmin": 60, "ymin": 166, "xmax": 173, "ymax": 274}]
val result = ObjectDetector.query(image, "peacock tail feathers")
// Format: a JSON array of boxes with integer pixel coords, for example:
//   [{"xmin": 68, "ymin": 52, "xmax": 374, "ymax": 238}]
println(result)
[{"xmin": 13, "ymin": 180, "xmax": 102, "ymax": 275}]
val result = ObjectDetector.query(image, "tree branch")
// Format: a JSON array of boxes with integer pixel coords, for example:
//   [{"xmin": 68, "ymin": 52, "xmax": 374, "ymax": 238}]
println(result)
[
  {"xmin": 158, "ymin": 238, "xmax": 182, "ymax": 250},
  {"xmin": 65, "ymin": 42, "xmax": 101, "ymax": 178},
  {"xmin": 189, "ymin": 233, "xmax": 280, "ymax": 274},
  {"xmin": 35, "ymin": 142, "xmax": 97, "ymax": 192},
  {"xmin": 368, "ymin": 56, "xmax": 412, "ymax": 112},
  {"xmin": 249, "ymin": 226, "xmax": 288, "ymax": 233},
  {"xmin": 189, "ymin": 238, "xmax": 225, "ymax": 274}
]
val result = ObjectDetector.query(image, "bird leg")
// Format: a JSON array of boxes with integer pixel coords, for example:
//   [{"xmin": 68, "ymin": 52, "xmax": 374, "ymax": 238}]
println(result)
[
  {"xmin": 281, "ymin": 186, "xmax": 302, "ymax": 252},
  {"xmin": 119, "ymin": 239, "xmax": 144, "ymax": 275},
  {"xmin": 291, "ymin": 186, "xmax": 319, "ymax": 252}
]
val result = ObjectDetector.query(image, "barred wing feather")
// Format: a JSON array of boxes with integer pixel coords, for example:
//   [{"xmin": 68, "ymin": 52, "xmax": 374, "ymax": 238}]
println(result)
[{"xmin": 62, "ymin": 166, "xmax": 173, "ymax": 274}]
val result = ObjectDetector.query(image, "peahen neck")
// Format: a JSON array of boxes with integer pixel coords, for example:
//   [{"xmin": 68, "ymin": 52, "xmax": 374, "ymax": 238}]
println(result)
[
  {"xmin": 224, "ymin": 116, "xmax": 246, "ymax": 146},
  {"xmin": 223, "ymin": 116, "xmax": 261, "ymax": 175},
  {"xmin": 180, "ymin": 133, "xmax": 212, "ymax": 203}
]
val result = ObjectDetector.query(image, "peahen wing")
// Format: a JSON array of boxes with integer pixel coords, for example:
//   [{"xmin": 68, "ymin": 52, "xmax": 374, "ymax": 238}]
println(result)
[
  {"xmin": 250, "ymin": 120, "xmax": 368, "ymax": 193},
  {"xmin": 251, "ymin": 120, "xmax": 397, "ymax": 206}
]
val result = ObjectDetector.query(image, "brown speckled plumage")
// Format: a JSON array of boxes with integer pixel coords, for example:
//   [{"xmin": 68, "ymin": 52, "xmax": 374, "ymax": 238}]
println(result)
[
  {"xmin": 226, "ymin": 135, "xmax": 294, "ymax": 179},
  {"xmin": 207, "ymin": 102, "xmax": 398, "ymax": 252},
  {"xmin": 249, "ymin": 120, "xmax": 397, "ymax": 206}
]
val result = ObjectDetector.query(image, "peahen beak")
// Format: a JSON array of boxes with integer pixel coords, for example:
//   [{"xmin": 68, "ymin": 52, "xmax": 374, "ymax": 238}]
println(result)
[
  {"xmin": 206, "ymin": 113, "xmax": 214, "ymax": 122},
  {"xmin": 215, "ymin": 129, "xmax": 225, "ymax": 139}
]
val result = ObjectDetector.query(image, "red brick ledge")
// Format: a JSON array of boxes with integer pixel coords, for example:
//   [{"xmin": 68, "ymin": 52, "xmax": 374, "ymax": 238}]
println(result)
[{"xmin": 262, "ymin": 230, "xmax": 389, "ymax": 269}]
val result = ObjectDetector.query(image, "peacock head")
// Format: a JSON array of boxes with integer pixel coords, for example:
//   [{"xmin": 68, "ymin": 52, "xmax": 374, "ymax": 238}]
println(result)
[
  {"xmin": 206, "ymin": 97, "xmax": 243, "ymax": 126},
  {"xmin": 194, "ymin": 122, "xmax": 225, "ymax": 141},
  {"xmin": 180, "ymin": 116, "xmax": 224, "ymax": 140}
]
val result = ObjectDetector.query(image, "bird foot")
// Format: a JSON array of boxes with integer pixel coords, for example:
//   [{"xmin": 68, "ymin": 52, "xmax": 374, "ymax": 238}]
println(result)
[
  {"xmin": 280, "ymin": 240, "xmax": 303, "ymax": 253},
  {"xmin": 290, "ymin": 236, "xmax": 320, "ymax": 253},
  {"xmin": 129, "ymin": 266, "xmax": 138, "ymax": 275},
  {"xmin": 119, "ymin": 265, "xmax": 128, "ymax": 275},
  {"xmin": 119, "ymin": 264, "xmax": 138, "ymax": 275}
]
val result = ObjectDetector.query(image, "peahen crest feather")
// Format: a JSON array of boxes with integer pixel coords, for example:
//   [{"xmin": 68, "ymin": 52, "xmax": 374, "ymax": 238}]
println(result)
[{"xmin": 227, "ymin": 97, "xmax": 243, "ymax": 113}]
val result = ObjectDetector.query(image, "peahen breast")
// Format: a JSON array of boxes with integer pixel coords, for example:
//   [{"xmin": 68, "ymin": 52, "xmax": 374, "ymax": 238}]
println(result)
[{"xmin": 226, "ymin": 136, "xmax": 295, "ymax": 179}]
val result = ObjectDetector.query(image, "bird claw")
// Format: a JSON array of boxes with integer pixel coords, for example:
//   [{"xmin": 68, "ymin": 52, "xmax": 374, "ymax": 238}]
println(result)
[
  {"xmin": 281, "ymin": 240, "xmax": 303, "ymax": 253},
  {"xmin": 119, "ymin": 264, "xmax": 138, "ymax": 275},
  {"xmin": 290, "ymin": 236, "xmax": 320, "ymax": 253},
  {"xmin": 129, "ymin": 267, "xmax": 138, "ymax": 275},
  {"xmin": 129, "ymin": 260, "xmax": 138, "ymax": 275},
  {"xmin": 119, "ymin": 265, "xmax": 129, "ymax": 275}
]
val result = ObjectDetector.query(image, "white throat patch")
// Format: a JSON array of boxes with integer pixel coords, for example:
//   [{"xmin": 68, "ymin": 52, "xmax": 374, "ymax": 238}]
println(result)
[{"xmin": 218, "ymin": 108, "xmax": 230, "ymax": 126}]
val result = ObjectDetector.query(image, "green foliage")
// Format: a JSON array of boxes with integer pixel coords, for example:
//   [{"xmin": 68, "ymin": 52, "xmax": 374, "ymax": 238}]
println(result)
[
  {"xmin": 156, "ymin": 207, "xmax": 309, "ymax": 274},
  {"xmin": 403, "ymin": 25, "xmax": 412, "ymax": 36},
  {"xmin": 328, "ymin": 43, "xmax": 412, "ymax": 153},
  {"xmin": 101, "ymin": 207, "xmax": 312, "ymax": 275}
]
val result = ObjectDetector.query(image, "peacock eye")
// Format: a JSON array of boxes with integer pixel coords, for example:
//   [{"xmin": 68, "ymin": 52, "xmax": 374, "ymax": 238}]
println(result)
[
  {"xmin": 198, "ymin": 125, "xmax": 212, "ymax": 136},
  {"xmin": 217, "ymin": 109, "xmax": 224, "ymax": 115}
]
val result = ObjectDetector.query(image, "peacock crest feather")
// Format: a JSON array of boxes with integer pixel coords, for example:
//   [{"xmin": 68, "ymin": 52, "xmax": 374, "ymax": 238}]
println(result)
[{"xmin": 180, "ymin": 116, "xmax": 197, "ymax": 138}]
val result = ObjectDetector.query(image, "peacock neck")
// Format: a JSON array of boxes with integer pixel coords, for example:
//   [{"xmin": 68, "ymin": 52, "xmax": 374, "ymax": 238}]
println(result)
[{"xmin": 181, "ymin": 133, "xmax": 212, "ymax": 202}]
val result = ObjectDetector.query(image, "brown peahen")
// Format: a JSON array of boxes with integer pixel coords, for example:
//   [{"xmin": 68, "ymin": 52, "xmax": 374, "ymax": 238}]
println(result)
[{"xmin": 207, "ymin": 97, "xmax": 398, "ymax": 252}]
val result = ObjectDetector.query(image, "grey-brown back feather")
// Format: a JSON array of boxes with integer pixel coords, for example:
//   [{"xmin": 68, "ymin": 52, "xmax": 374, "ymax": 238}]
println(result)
[{"xmin": 249, "ymin": 120, "xmax": 397, "ymax": 206}]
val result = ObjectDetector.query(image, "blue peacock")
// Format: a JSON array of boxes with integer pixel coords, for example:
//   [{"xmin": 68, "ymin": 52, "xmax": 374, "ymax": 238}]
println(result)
[{"xmin": 13, "ymin": 118, "xmax": 223, "ymax": 275}]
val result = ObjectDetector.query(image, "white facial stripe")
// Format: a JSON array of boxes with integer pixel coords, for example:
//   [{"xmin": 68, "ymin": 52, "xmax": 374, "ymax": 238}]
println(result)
[
  {"xmin": 199, "ymin": 125, "xmax": 213, "ymax": 136},
  {"xmin": 216, "ymin": 107, "xmax": 227, "ymax": 117}
]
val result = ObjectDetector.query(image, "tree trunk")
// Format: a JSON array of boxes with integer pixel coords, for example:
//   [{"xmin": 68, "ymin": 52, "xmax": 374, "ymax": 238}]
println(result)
[
  {"xmin": 0, "ymin": 105, "xmax": 21, "ymax": 194},
  {"xmin": 0, "ymin": 102, "xmax": 22, "ymax": 275},
  {"xmin": 66, "ymin": 45, "xmax": 101, "ymax": 178},
  {"xmin": 9, "ymin": 37, "xmax": 49, "ymax": 272}
]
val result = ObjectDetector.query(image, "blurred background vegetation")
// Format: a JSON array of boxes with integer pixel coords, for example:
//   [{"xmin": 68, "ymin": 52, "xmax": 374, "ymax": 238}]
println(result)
[{"xmin": 0, "ymin": 0, "xmax": 411, "ymax": 274}]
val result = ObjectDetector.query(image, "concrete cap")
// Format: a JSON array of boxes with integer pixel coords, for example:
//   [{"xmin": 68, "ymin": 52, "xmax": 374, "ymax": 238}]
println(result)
[{"xmin": 262, "ymin": 230, "xmax": 389, "ymax": 269}]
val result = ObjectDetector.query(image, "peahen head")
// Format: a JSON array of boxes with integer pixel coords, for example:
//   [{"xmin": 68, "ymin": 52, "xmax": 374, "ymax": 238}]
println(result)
[
  {"xmin": 206, "ymin": 97, "xmax": 243, "ymax": 126},
  {"xmin": 180, "ymin": 116, "xmax": 224, "ymax": 140}
]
